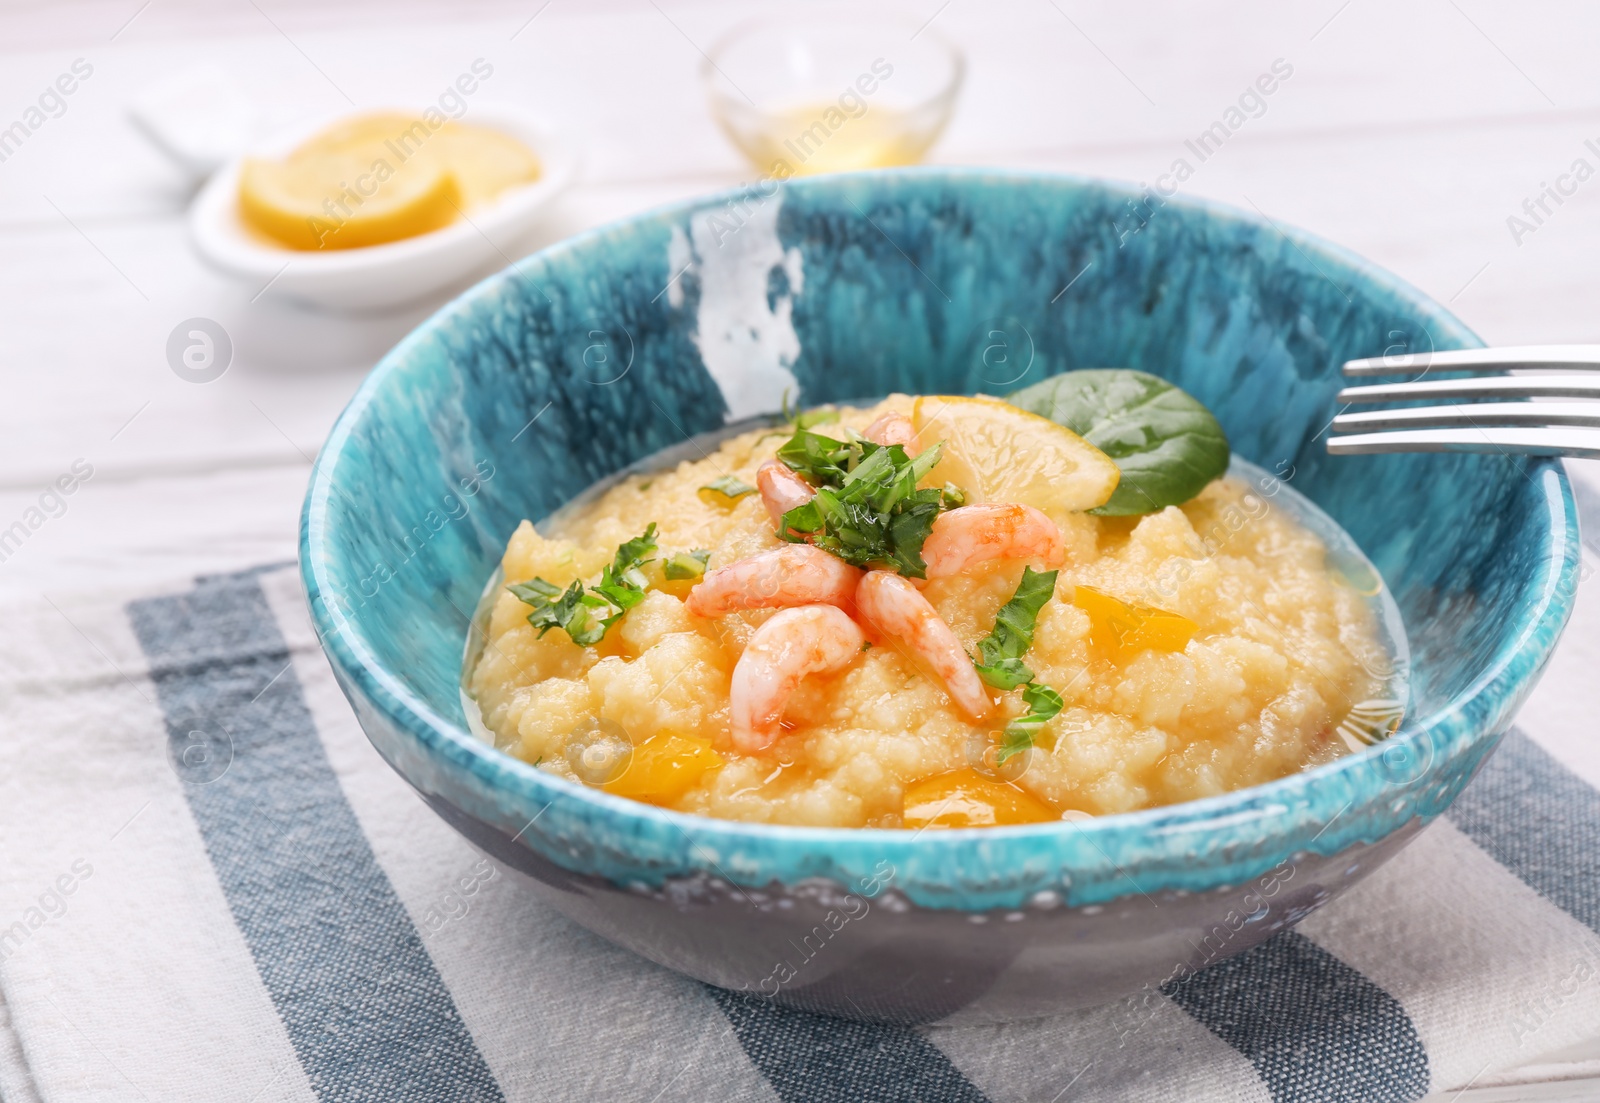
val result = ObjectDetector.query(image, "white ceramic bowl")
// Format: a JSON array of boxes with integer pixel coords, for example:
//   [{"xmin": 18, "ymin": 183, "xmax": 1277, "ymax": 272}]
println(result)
[{"xmin": 189, "ymin": 104, "xmax": 578, "ymax": 312}]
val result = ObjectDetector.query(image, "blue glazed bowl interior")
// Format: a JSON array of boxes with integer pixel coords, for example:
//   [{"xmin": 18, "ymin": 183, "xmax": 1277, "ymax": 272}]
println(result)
[{"xmin": 301, "ymin": 169, "xmax": 1576, "ymax": 911}]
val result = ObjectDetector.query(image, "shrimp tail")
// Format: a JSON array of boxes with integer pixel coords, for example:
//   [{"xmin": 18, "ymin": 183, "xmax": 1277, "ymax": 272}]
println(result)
[
  {"xmin": 855, "ymin": 570, "xmax": 992, "ymax": 721},
  {"xmin": 864, "ymin": 411, "xmax": 919, "ymax": 453},
  {"xmin": 757, "ymin": 459, "xmax": 817, "ymax": 531}
]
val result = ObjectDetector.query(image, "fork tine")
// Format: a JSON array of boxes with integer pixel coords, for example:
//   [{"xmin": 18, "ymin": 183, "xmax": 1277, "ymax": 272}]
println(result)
[
  {"xmin": 1331, "ymin": 401, "xmax": 1600, "ymax": 433},
  {"xmin": 1342, "ymin": 344, "xmax": 1600, "ymax": 376},
  {"xmin": 1337, "ymin": 375, "xmax": 1600, "ymax": 403},
  {"xmin": 1326, "ymin": 426, "xmax": 1600, "ymax": 458}
]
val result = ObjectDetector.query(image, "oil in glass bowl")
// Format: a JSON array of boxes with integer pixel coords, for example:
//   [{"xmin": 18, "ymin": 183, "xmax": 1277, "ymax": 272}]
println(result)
[{"xmin": 703, "ymin": 10, "xmax": 964, "ymax": 177}]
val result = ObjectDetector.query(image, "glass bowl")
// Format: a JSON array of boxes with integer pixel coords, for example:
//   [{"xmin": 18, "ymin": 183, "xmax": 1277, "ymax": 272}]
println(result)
[{"xmin": 702, "ymin": 8, "xmax": 964, "ymax": 177}]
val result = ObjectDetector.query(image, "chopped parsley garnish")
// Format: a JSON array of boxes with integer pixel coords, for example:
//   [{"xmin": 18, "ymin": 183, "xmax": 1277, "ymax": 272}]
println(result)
[
  {"xmin": 773, "ymin": 428, "xmax": 951, "ymax": 578},
  {"xmin": 507, "ymin": 524, "xmax": 658, "ymax": 646},
  {"xmin": 664, "ymin": 549, "xmax": 711, "ymax": 580},
  {"xmin": 781, "ymin": 390, "xmax": 841, "ymax": 430},
  {"xmin": 997, "ymin": 683, "xmax": 1065, "ymax": 764},
  {"xmin": 608, "ymin": 523, "xmax": 660, "ymax": 573},
  {"xmin": 698, "ymin": 476, "xmax": 755, "ymax": 507},
  {"xmin": 507, "ymin": 577, "xmax": 609, "ymax": 645},
  {"xmin": 795, "ymin": 408, "xmax": 841, "ymax": 430},
  {"xmin": 593, "ymin": 523, "xmax": 658, "ymax": 614},
  {"xmin": 973, "ymin": 567, "xmax": 1058, "ymax": 689},
  {"xmin": 774, "ymin": 428, "xmax": 862, "ymax": 483}
]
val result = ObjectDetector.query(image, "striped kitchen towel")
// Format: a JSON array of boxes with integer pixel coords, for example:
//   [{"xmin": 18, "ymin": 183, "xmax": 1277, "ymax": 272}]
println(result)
[{"xmin": 3, "ymin": 475, "xmax": 1600, "ymax": 1102}]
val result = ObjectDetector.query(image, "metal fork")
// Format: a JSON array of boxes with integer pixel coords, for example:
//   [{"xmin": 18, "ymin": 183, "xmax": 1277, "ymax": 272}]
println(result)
[{"xmin": 1326, "ymin": 345, "xmax": 1600, "ymax": 458}]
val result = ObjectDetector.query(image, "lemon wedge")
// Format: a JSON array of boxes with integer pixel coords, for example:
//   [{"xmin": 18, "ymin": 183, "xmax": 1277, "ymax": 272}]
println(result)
[
  {"xmin": 317, "ymin": 113, "xmax": 541, "ymax": 207},
  {"xmin": 430, "ymin": 126, "xmax": 542, "ymax": 208},
  {"xmin": 911, "ymin": 394, "xmax": 1120, "ymax": 513}
]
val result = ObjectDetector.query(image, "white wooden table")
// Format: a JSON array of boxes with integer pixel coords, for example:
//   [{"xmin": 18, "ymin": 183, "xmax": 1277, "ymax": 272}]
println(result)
[
  {"xmin": 3, "ymin": 2, "xmax": 1599, "ymax": 1097},
  {"xmin": 3, "ymin": 0, "xmax": 1598, "ymax": 601}
]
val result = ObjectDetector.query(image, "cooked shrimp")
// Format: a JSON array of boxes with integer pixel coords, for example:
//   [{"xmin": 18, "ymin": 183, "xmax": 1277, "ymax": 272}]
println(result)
[
  {"xmin": 864, "ymin": 411, "xmax": 919, "ymax": 452},
  {"xmin": 686, "ymin": 544, "xmax": 861, "ymax": 618},
  {"xmin": 920, "ymin": 504, "xmax": 1066, "ymax": 579},
  {"xmin": 756, "ymin": 460, "xmax": 815, "ymax": 529},
  {"xmin": 731, "ymin": 605, "xmax": 865, "ymax": 751},
  {"xmin": 855, "ymin": 570, "xmax": 992, "ymax": 721}
]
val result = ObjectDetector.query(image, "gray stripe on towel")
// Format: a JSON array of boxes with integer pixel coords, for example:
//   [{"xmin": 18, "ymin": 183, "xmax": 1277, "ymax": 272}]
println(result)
[
  {"xmin": 1164, "ymin": 930, "xmax": 1430, "ymax": 1103},
  {"xmin": 707, "ymin": 988, "xmax": 992, "ymax": 1103},
  {"xmin": 129, "ymin": 571, "xmax": 505, "ymax": 1103},
  {"xmin": 1447, "ymin": 727, "xmax": 1600, "ymax": 936}
]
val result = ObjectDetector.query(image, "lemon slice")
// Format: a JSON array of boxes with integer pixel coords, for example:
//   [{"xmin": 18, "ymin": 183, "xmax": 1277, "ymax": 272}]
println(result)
[
  {"xmin": 239, "ymin": 144, "xmax": 461, "ymax": 251},
  {"xmin": 306, "ymin": 113, "xmax": 540, "ymax": 207},
  {"xmin": 430, "ymin": 126, "xmax": 541, "ymax": 208},
  {"xmin": 239, "ymin": 112, "xmax": 543, "ymax": 251},
  {"xmin": 298, "ymin": 112, "xmax": 413, "ymax": 151},
  {"xmin": 911, "ymin": 394, "xmax": 1120, "ymax": 513}
]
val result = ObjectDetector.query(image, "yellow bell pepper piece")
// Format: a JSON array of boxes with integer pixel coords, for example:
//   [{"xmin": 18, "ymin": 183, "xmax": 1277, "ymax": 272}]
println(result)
[
  {"xmin": 602, "ymin": 730, "xmax": 723, "ymax": 807},
  {"xmin": 901, "ymin": 767, "xmax": 1058, "ymax": 829},
  {"xmin": 1072, "ymin": 585, "xmax": 1197, "ymax": 660}
]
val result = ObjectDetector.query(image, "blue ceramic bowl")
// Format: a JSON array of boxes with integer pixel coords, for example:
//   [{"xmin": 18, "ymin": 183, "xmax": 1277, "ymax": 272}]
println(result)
[{"xmin": 300, "ymin": 169, "xmax": 1578, "ymax": 1024}]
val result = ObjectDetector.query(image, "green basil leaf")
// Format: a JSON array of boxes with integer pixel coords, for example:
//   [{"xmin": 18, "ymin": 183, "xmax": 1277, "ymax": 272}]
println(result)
[
  {"xmin": 1020, "ymin": 680, "xmax": 1064, "ymax": 718},
  {"xmin": 837, "ymin": 443, "xmax": 898, "ymax": 501},
  {"xmin": 994, "ymin": 728, "xmax": 1033, "ymax": 765},
  {"xmin": 514, "ymin": 578, "xmax": 603, "ymax": 643},
  {"xmin": 562, "ymin": 602, "xmax": 609, "ymax": 645},
  {"xmin": 592, "ymin": 577, "xmax": 647, "ymax": 620},
  {"xmin": 772, "ymin": 422, "xmax": 960, "ymax": 578},
  {"xmin": 779, "ymin": 500, "xmax": 824, "ymax": 539},
  {"xmin": 1007, "ymin": 369, "xmax": 1229, "ymax": 516},
  {"xmin": 509, "ymin": 524, "xmax": 659, "ymax": 646},
  {"xmin": 699, "ymin": 476, "xmax": 755, "ymax": 505},
  {"xmin": 906, "ymin": 441, "xmax": 945, "ymax": 484},
  {"xmin": 592, "ymin": 526, "xmax": 656, "ymax": 623},
  {"xmin": 781, "ymin": 391, "xmax": 841, "ymax": 429},
  {"xmin": 996, "ymin": 682, "xmax": 1065, "ymax": 763},
  {"xmin": 973, "ymin": 567, "xmax": 1057, "ymax": 689},
  {"xmin": 607, "ymin": 523, "xmax": 658, "ymax": 576},
  {"xmin": 777, "ymin": 429, "xmax": 855, "ymax": 483},
  {"xmin": 795, "ymin": 408, "xmax": 841, "ymax": 430},
  {"xmin": 975, "ymin": 656, "xmax": 1033, "ymax": 692},
  {"xmin": 885, "ymin": 496, "xmax": 942, "ymax": 579},
  {"xmin": 507, "ymin": 578, "xmax": 562, "ymax": 606},
  {"xmin": 664, "ymin": 549, "xmax": 711, "ymax": 580}
]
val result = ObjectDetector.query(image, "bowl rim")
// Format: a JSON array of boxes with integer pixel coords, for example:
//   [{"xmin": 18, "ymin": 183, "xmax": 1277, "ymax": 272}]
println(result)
[{"xmin": 300, "ymin": 166, "xmax": 1579, "ymax": 897}]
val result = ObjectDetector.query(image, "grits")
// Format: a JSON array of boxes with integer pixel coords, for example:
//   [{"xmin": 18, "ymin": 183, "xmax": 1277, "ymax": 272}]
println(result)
[{"xmin": 468, "ymin": 397, "xmax": 1395, "ymax": 828}]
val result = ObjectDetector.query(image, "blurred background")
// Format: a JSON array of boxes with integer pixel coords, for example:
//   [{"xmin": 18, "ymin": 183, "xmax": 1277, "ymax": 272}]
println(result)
[{"xmin": 0, "ymin": 0, "xmax": 1593, "ymax": 602}]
